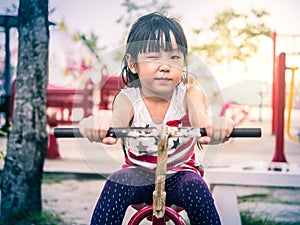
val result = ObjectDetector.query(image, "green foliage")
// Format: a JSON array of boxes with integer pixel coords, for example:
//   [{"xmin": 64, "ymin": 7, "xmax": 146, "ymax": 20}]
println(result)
[
  {"xmin": 114, "ymin": 0, "xmax": 173, "ymax": 62},
  {"xmin": 191, "ymin": 8, "xmax": 272, "ymax": 68},
  {"xmin": 0, "ymin": 121, "xmax": 11, "ymax": 137},
  {"xmin": 0, "ymin": 149, "xmax": 5, "ymax": 160},
  {"xmin": 0, "ymin": 129, "xmax": 7, "ymax": 136},
  {"xmin": 76, "ymin": 31, "xmax": 102, "ymax": 60},
  {"xmin": 10, "ymin": 210, "xmax": 65, "ymax": 225},
  {"xmin": 4, "ymin": 3, "xmax": 18, "ymax": 15},
  {"xmin": 117, "ymin": 0, "xmax": 172, "ymax": 28}
]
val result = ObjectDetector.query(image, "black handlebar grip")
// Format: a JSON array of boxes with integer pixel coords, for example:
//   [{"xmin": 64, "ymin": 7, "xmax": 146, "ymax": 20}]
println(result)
[
  {"xmin": 229, "ymin": 128, "xmax": 262, "ymax": 137},
  {"xmin": 54, "ymin": 127, "xmax": 83, "ymax": 138},
  {"xmin": 54, "ymin": 127, "xmax": 117, "ymax": 138},
  {"xmin": 200, "ymin": 127, "xmax": 261, "ymax": 137},
  {"xmin": 199, "ymin": 128, "xmax": 207, "ymax": 136}
]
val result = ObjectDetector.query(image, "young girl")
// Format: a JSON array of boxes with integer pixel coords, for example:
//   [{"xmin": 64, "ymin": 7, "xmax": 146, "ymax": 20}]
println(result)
[{"xmin": 79, "ymin": 12, "xmax": 233, "ymax": 225}]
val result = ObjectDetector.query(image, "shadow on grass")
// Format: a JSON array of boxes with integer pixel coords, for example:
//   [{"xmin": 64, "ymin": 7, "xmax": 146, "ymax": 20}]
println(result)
[{"xmin": 3, "ymin": 210, "xmax": 66, "ymax": 225}]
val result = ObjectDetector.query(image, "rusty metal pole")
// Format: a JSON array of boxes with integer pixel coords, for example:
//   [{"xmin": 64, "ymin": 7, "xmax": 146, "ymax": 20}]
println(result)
[{"xmin": 272, "ymin": 53, "xmax": 287, "ymax": 162}]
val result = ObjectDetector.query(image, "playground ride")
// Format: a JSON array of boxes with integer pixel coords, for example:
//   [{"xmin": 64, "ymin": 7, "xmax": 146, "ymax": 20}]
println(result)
[
  {"xmin": 272, "ymin": 53, "xmax": 300, "ymax": 163},
  {"xmin": 271, "ymin": 32, "xmax": 300, "ymax": 137},
  {"xmin": 54, "ymin": 126, "xmax": 261, "ymax": 225},
  {"xmin": 201, "ymin": 51, "xmax": 300, "ymax": 225},
  {"xmin": 219, "ymin": 102, "xmax": 250, "ymax": 127},
  {"xmin": 202, "ymin": 51, "xmax": 300, "ymax": 225},
  {"xmin": 286, "ymin": 66, "xmax": 300, "ymax": 142}
]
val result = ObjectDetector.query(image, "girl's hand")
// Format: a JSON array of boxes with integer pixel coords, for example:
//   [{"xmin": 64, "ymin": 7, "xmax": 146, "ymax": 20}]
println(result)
[
  {"xmin": 198, "ymin": 116, "xmax": 234, "ymax": 145},
  {"xmin": 78, "ymin": 110, "xmax": 117, "ymax": 144}
]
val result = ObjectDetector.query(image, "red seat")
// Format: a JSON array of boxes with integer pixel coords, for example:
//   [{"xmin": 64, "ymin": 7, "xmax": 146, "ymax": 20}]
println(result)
[{"xmin": 131, "ymin": 203, "xmax": 184, "ymax": 222}]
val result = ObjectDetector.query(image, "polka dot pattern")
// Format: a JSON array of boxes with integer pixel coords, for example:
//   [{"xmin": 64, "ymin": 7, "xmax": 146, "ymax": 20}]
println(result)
[{"xmin": 90, "ymin": 168, "xmax": 221, "ymax": 225}]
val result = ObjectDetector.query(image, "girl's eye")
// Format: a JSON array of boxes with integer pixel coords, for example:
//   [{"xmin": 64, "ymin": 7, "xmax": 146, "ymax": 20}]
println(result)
[
  {"xmin": 171, "ymin": 55, "xmax": 181, "ymax": 60},
  {"xmin": 147, "ymin": 55, "xmax": 159, "ymax": 59}
]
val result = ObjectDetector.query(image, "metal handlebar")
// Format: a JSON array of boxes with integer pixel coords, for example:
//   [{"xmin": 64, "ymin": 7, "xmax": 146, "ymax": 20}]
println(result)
[{"xmin": 54, "ymin": 127, "xmax": 262, "ymax": 138}]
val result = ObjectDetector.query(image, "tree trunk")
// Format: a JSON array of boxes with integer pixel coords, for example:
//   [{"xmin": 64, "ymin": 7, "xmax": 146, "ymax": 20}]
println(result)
[{"xmin": 1, "ymin": 0, "xmax": 49, "ymax": 223}]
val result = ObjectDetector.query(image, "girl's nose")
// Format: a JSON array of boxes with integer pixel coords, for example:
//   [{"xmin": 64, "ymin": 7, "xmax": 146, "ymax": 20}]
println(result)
[{"xmin": 159, "ymin": 63, "xmax": 170, "ymax": 72}]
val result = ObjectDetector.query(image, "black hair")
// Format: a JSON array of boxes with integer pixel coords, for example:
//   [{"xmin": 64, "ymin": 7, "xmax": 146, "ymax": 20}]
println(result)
[{"xmin": 121, "ymin": 12, "xmax": 188, "ymax": 87}]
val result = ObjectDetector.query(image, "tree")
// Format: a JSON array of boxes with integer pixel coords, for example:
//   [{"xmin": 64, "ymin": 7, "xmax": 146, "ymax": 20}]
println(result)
[
  {"xmin": 113, "ymin": 0, "xmax": 172, "ymax": 61},
  {"xmin": 191, "ymin": 8, "xmax": 272, "ymax": 69},
  {"xmin": 117, "ymin": 0, "xmax": 172, "ymax": 29},
  {"xmin": 76, "ymin": 31, "xmax": 102, "ymax": 61},
  {"xmin": 1, "ymin": 0, "xmax": 49, "ymax": 223}
]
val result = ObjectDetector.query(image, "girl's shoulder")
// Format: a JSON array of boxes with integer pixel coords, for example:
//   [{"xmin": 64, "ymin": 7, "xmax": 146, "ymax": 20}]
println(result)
[
  {"xmin": 119, "ymin": 86, "xmax": 141, "ymax": 102},
  {"xmin": 112, "ymin": 88, "xmax": 134, "ymax": 125},
  {"xmin": 186, "ymin": 84, "xmax": 205, "ymax": 98},
  {"xmin": 120, "ymin": 86, "xmax": 139, "ymax": 95},
  {"xmin": 184, "ymin": 84, "xmax": 207, "ymax": 110}
]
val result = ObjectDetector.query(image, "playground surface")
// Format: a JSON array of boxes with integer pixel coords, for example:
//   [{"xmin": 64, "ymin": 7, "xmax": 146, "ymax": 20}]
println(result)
[{"xmin": 1, "ymin": 106, "xmax": 300, "ymax": 224}]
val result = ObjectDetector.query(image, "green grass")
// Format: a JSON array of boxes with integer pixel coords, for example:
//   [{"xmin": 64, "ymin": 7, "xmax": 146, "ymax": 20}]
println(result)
[
  {"xmin": 239, "ymin": 193, "xmax": 300, "ymax": 205},
  {"xmin": 22, "ymin": 211, "xmax": 65, "ymax": 225},
  {"xmin": 238, "ymin": 190, "xmax": 300, "ymax": 225},
  {"xmin": 241, "ymin": 210, "xmax": 299, "ymax": 225},
  {"xmin": 42, "ymin": 176, "xmax": 63, "ymax": 184},
  {"xmin": 238, "ymin": 193, "xmax": 270, "ymax": 203},
  {"xmin": 4, "ymin": 210, "xmax": 66, "ymax": 225}
]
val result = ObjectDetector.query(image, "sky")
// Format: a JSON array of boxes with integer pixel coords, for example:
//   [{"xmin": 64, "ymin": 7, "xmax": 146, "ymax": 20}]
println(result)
[
  {"xmin": 51, "ymin": 0, "xmax": 300, "ymax": 51},
  {"xmin": 1, "ymin": 0, "xmax": 300, "ymax": 48},
  {"xmin": 1, "ymin": 0, "xmax": 300, "ymax": 98}
]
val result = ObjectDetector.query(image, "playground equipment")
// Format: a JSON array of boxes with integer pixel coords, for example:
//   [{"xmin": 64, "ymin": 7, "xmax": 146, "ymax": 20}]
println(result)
[
  {"xmin": 54, "ymin": 126, "xmax": 261, "ymax": 225},
  {"xmin": 0, "ymin": 15, "xmax": 18, "ymax": 134},
  {"xmin": 273, "ymin": 53, "xmax": 287, "ymax": 162},
  {"xmin": 286, "ymin": 67, "xmax": 299, "ymax": 142},
  {"xmin": 271, "ymin": 32, "xmax": 300, "ymax": 134},
  {"xmin": 273, "ymin": 53, "xmax": 300, "ymax": 163},
  {"xmin": 286, "ymin": 67, "xmax": 300, "ymax": 142},
  {"xmin": 219, "ymin": 102, "xmax": 250, "ymax": 127},
  {"xmin": 0, "ymin": 15, "xmax": 55, "ymax": 134},
  {"xmin": 200, "ymin": 56, "xmax": 300, "ymax": 223}
]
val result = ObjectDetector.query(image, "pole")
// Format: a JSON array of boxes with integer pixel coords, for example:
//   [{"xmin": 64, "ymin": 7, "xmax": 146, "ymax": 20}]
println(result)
[
  {"xmin": 272, "ymin": 53, "xmax": 287, "ymax": 162},
  {"xmin": 286, "ymin": 67, "xmax": 299, "ymax": 142},
  {"xmin": 271, "ymin": 32, "xmax": 277, "ymax": 135},
  {"xmin": 3, "ymin": 25, "xmax": 11, "ymax": 132}
]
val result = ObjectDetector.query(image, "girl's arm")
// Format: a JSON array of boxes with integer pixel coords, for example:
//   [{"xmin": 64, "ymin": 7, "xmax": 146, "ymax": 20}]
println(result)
[
  {"xmin": 111, "ymin": 92, "xmax": 133, "ymax": 128},
  {"xmin": 184, "ymin": 86, "xmax": 234, "ymax": 144},
  {"xmin": 185, "ymin": 86, "xmax": 211, "ymax": 143},
  {"xmin": 79, "ymin": 92, "xmax": 133, "ymax": 144}
]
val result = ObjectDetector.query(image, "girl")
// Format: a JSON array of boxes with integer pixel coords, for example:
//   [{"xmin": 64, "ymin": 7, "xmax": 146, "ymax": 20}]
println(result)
[{"xmin": 79, "ymin": 12, "xmax": 233, "ymax": 225}]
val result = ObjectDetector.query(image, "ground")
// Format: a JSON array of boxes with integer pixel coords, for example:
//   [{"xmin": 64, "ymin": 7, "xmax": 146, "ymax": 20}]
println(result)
[{"xmin": 41, "ymin": 177, "xmax": 300, "ymax": 225}]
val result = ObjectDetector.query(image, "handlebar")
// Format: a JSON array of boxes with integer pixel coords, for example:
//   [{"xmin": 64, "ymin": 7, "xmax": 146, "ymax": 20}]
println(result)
[{"xmin": 54, "ymin": 127, "xmax": 262, "ymax": 138}]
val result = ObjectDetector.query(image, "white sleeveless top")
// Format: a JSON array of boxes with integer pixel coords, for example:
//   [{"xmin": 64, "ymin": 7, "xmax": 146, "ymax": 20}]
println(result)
[{"xmin": 120, "ymin": 83, "xmax": 200, "ymax": 174}]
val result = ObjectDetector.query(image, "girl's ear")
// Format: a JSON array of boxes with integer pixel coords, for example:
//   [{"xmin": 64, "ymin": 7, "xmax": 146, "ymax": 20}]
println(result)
[{"xmin": 126, "ymin": 54, "xmax": 138, "ymax": 74}]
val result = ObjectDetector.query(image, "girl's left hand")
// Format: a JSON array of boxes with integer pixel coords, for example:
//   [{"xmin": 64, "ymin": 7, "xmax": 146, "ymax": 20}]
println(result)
[{"xmin": 198, "ymin": 116, "xmax": 234, "ymax": 145}]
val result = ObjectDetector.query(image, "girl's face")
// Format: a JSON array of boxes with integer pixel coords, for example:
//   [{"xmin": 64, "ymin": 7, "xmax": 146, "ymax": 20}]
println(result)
[{"xmin": 130, "ymin": 32, "xmax": 185, "ymax": 98}]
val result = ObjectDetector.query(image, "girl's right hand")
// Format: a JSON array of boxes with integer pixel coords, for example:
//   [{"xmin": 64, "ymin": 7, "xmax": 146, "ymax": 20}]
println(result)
[
  {"xmin": 198, "ymin": 116, "xmax": 234, "ymax": 145},
  {"xmin": 78, "ymin": 110, "xmax": 117, "ymax": 144}
]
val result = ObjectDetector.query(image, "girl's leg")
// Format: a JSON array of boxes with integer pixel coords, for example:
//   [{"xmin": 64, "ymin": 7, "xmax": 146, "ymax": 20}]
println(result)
[
  {"xmin": 90, "ymin": 168, "xmax": 154, "ymax": 225},
  {"xmin": 166, "ymin": 171, "xmax": 221, "ymax": 225}
]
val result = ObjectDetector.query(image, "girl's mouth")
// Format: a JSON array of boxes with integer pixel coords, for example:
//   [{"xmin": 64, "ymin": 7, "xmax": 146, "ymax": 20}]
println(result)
[
  {"xmin": 154, "ymin": 77, "xmax": 173, "ymax": 85},
  {"xmin": 154, "ymin": 77, "xmax": 172, "ymax": 81}
]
